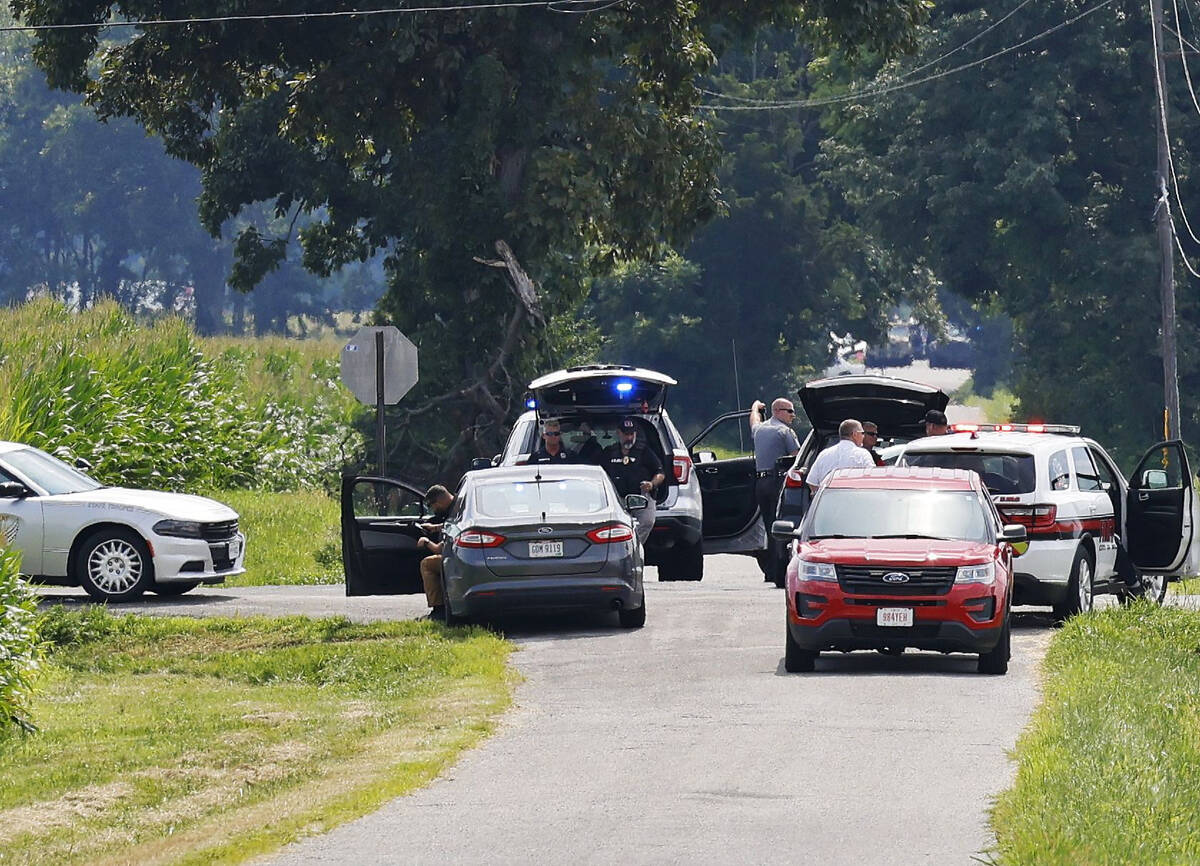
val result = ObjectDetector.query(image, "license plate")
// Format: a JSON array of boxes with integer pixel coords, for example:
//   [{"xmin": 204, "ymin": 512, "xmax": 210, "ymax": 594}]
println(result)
[
  {"xmin": 529, "ymin": 541, "xmax": 564, "ymax": 558},
  {"xmin": 876, "ymin": 608, "xmax": 913, "ymax": 627},
  {"xmin": 227, "ymin": 538, "xmax": 242, "ymax": 560}
]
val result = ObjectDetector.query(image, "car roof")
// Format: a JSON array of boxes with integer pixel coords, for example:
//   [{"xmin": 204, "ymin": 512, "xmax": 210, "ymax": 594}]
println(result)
[
  {"xmin": 825, "ymin": 466, "xmax": 980, "ymax": 490},
  {"xmin": 0, "ymin": 441, "xmax": 29, "ymax": 456},
  {"xmin": 903, "ymin": 432, "xmax": 1085, "ymax": 455},
  {"xmin": 469, "ymin": 464, "xmax": 613, "ymax": 484},
  {"xmin": 527, "ymin": 365, "xmax": 677, "ymax": 390}
]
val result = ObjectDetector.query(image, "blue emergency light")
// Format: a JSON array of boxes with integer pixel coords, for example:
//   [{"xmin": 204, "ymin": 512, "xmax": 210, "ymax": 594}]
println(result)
[
  {"xmin": 526, "ymin": 397, "xmax": 538, "ymax": 409},
  {"xmin": 615, "ymin": 380, "xmax": 634, "ymax": 394}
]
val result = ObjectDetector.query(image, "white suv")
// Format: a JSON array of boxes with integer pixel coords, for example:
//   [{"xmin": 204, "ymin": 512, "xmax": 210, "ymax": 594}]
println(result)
[{"xmin": 899, "ymin": 425, "xmax": 1197, "ymax": 616}]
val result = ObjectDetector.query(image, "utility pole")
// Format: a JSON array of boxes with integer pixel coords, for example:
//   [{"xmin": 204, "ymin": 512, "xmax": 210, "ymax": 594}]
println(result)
[{"xmin": 1153, "ymin": 0, "xmax": 1182, "ymax": 441}]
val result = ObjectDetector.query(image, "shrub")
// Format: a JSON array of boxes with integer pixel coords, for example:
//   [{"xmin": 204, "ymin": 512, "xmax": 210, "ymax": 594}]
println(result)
[{"xmin": 0, "ymin": 547, "xmax": 40, "ymax": 735}]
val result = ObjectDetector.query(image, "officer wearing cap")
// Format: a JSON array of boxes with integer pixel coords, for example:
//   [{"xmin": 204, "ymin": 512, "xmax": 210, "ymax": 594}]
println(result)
[
  {"xmin": 529, "ymin": 417, "xmax": 571, "ymax": 464},
  {"xmin": 601, "ymin": 416, "xmax": 665, "ymax": 545},
  {"xmin": 925, "ymin": 409, "xmax": 950, "ymax": 436},
  {"xmin": 750, "ymin": 398, "xmax": 801, "ymax": 581}
]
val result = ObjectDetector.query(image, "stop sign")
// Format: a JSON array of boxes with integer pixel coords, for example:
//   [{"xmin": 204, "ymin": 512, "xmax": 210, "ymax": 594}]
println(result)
[{"xmin": 340, "ymin": 326, "xmax": 418, "ymax": 405}]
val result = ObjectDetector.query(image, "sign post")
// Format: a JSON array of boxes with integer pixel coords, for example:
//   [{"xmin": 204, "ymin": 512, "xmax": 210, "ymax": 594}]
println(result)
[{"xmin": 340, "ymin": 326, "xmax": 419, "ymax": 477}]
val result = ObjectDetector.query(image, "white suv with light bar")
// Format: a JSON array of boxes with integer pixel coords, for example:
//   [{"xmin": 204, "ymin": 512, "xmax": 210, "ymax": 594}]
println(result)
[{"xmin": 898, "ymin": 425, "xmax": 1197, "ymax": 616}]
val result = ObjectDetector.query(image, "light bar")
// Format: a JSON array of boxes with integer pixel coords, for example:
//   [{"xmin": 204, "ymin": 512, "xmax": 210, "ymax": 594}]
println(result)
[{"xmin": 950, "ymin": 422, "xmax": 1080, "ymax": 435}]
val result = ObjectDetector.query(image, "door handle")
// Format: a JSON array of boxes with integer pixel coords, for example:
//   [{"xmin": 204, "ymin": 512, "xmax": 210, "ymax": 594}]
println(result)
[
  {"xmin": 1139, "ymin": 492, "xmax": 1150, "ymax": 501},
  {"xmin": 1088, "ymin": 504, "xmax": 1097, "ymax": 513},
  {"xmin": 701, "ymin": 467, "xmax": 719, "ymax": 474}
]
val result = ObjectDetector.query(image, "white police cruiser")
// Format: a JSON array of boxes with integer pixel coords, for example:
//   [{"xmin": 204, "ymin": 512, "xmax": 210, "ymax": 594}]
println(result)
[{"xmin": 899, "ymin": 424, "xmax": 1197, "ymax": 617}]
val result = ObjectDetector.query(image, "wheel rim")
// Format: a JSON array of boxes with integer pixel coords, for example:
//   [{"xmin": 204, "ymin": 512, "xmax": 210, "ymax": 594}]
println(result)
[
  {"xmin": 1141, "ymin": 573, "xmax": 1167, "ymax": 603},
  {"xmin": 87, "ymin": 539, "xmax": 143, "ymax": 594},
  {"xmin": 1078, "ymin": 558, "xmax": 1093, "ymax": 612}
]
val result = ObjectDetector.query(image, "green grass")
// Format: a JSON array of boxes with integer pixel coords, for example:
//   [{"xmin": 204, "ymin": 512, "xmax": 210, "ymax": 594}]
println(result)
[
  {"xmin": 205, "ymin": 488, "xmax": 342, "ymax": 586},
  {"xmin": 1174, "ymin": 577, "xmax": 1200, "ymax": 595},
  {"xmin": 0, "ymin": 607, "xmax": 514, "ymax": 866},
  {"xmin": 991, "ymin": 603, "xmax": 1200, "ymax": 864},
  {"xmin": 949, "ymin": 377, "xmax": 1016, "ymax": 423}
]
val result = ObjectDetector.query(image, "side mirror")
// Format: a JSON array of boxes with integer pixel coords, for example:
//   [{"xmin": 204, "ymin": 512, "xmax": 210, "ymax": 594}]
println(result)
[
  {"xmin": 1100, "ymin": 481, "xmax": 1112, "ymax": 492},
  {"xmin": 695, "ymin": 450, "xmax": 717, "ymax": 464},
  {"xmin": 0, "ymin": 481, "xmax": 30, "ymax": 499},
  {"xmin": 1142, "ymin": 469, "xmax": 1170, "ymax": 490},
  {"xmin": 469, "ymin": 458, "xmax": 493, "ymax": 471},
  {"xmin": 771, "ymin": 519, "xmax": 797, "ymax": 540},
  {"xmin": 624, "ymin": 494, "xmax": 649, "ymax": 512},
  {"xmin": 1000, "ymin": 524, "xmax": 1028, "ymax": 557},
  {"xmin": 74, "ymin": 457, "xmax": 92, "ymax": 471},
  {"xmin": 492, "ymin": 454, "xmax": 502, "ymax": 467}
]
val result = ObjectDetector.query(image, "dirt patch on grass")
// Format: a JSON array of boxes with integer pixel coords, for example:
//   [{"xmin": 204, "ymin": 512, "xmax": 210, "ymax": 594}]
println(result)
[{"xmin": 0, "ymin": 782, "xmax": 134, "ymax": 844}]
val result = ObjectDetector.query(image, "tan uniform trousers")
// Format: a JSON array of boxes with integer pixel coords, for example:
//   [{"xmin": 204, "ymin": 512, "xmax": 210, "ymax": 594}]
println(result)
[{"xmin": 420, "ymin": 554, "xmax": 444, "ymax": 607}]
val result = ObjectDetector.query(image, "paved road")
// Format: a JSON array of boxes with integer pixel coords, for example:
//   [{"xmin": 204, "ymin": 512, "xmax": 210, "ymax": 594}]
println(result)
[{"xmin": 38, "ymin": 556, "xmax": 1052, "ymax": 865}]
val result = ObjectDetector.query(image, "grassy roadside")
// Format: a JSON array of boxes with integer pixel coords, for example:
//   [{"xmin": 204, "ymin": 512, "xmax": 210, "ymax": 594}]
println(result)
[
  {"xmin": 0, "ymin": 608, "xmax": 515, "ymax": 865},
  {"xmin": 991, "ymin": 603, "xmax": 1200, "ymax": 863},
  {"xmin": 206, "ymin": 488, "xmax": 341, "ymax": 586}
]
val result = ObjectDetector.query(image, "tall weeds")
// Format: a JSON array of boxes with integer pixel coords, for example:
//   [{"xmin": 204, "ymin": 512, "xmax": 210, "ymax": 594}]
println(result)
[
  {"xmin": 0, "ymin": 547, "xmax": 39, "ymax": 736},
  {"xmin": 0, "ymin": 298, "xmax": 364, "ymax": 491}
]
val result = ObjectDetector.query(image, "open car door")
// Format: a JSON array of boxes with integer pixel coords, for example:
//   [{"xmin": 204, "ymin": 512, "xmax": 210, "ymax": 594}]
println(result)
[
  {"xmin": 689, "ymin": 411, "xmax": 760, "ymax": 540},
  {"xmin": 1126, "ymin": 440, "xmax": 1196, "ymax": 574},
  {"xmin": 341, "ymin": 475, "xmax": 430, "ymax": 595}
]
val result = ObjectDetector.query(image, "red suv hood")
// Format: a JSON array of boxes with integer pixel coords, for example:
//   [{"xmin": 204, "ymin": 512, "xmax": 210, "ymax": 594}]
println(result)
[{"xmin": 799, "ymin": 538, "xmax": 994, "ymax": 567}]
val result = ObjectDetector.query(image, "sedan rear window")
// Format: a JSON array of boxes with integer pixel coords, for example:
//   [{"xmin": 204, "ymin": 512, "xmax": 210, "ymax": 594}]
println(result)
[
  {"xmin": 474, "ymin": 479, "xmax": 609, "ymax": 518},
  {"xmin": 903, "ymin": 451, "xmax": 1036, "ymax": 495},
  {"xmin": 805, "ymin": 488, "xmax": 994, "ymax": 544}
]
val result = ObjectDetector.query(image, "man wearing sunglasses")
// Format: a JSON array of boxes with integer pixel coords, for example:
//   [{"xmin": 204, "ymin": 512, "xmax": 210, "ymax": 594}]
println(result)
[
  {"xmin": 530, "ymin": 417, "xmax": 571, "ymax": 464},
  {"xmin": 750, "ymin": 398, "xmax": 801, "ymax": 581}
]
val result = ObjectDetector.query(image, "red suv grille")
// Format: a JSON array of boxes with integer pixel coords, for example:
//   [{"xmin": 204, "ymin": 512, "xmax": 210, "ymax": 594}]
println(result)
[{"xmin": 835, "ymin": 565, "xmax": 957, "ymax": 596}]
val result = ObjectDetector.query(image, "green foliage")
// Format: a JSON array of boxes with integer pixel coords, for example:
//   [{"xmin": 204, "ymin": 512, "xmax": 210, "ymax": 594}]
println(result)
[
  {"xmin": 826, "ymin": 0, "xmax": 1200, "ymax": 467},
  {"xmin": 992, "ymin": 604, "xmax": 1200, "ymax": 863},
  {"xmin": 0, "ymin": 298, "xmax": 364, "ymax": 491},
  {"xmin": 0, "ymin": 546, "xmax": 40, "ymax": 737}
]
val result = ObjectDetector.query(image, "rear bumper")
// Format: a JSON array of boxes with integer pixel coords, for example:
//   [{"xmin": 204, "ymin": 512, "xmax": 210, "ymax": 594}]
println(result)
[
  {"xmin": 644, "ymin": 513, "xmax": 702, "ymax": 553},
  {"xmin": 452, "ymin": 575, "xmax": 642, "ymax": 616}
]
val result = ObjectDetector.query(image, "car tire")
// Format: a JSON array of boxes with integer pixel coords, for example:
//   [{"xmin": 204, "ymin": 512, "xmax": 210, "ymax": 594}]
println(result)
[
  {"xmin": 76, "ymin": 528, "xmax": 154, "ymax": 603},
  {"xmin": 770, "ymin": 542, "xmax": 788, "ymax": 589},
  {"xmin": 619, "ymin": 594, "xmax": 646, "ymax": 628},
  {"xmin": 977, "ymin": 612, "xmax": 1011, "ymax": 675},
  {"xmin": 659, "ymin": 540, "xmax": 703, "ymax": 582},
  {"xmin": 784, "ymin": 621, "xmax": 817, "ymax": 673},
  {"xmin": 150, "ymin": 581, "xmax": 201, "ymax": 597},
  {"xmin": 1121, "ymin": 572, "xmax": 1168, "ymax": 606},
  {"xmin": 441, "ymin": 573, "xmax": 466, "ymax": 626},
  {"xmin": 1053, "ymin": 546, "xmax": 1095, "ymax": 620}
]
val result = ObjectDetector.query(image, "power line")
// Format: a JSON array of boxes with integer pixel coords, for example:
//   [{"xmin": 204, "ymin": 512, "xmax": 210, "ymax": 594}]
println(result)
[
  {"xmin": 697, "ymin": 0, "xmax": 1117, "ymax": 112},
  {"xmin": 700, "ymin": 0, "xmax": 1037, "ymax": 107},
  {"xmin": 0, "ymin": 0, "xmax": 626, "ymax": 33}
]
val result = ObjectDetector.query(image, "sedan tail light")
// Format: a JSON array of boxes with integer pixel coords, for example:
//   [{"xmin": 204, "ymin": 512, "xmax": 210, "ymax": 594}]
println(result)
[
  {"xmin": 673, "ymin": 455, "xmax": 692, "ymax": 485},
  {"xmin": 783, "ymin": 468, "xmax": 806, "ymax": 489},
  {"xmin": 586, "ymin": 523, "xmax": 635, "ymax": 544},
  {"xmin": 998, "ymin": 505, "xmax": 1057, "ymax": 528},
  {"xmin": 456, "ymin": 529, "xmax": 507, "ymax": 548}
]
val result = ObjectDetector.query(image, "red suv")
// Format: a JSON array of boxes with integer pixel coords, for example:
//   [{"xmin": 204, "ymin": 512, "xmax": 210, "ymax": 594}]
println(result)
[{"xmin": 773, "ymin": 467, "xmax": 1025, "ymax": 675}]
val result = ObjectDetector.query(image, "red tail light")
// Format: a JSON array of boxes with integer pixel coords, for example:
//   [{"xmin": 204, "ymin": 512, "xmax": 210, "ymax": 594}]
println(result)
[
  {"xmin": 783, "ymin": 468, "xmax": 806, "ymax": 489},
  {"xmin": 673, "ymin": 455, "xmax": 692, "ymax": 484},
  {"xmin": 998, "ymin": 505, "xmax": 1057, "ymax": 528},
  {"xmin": 456, "ymin": 529, "xmax": 507, "ymax": 548},
  {"xmin": 586, "ymin": 523, "xmax": 635, "ymax": 544}
]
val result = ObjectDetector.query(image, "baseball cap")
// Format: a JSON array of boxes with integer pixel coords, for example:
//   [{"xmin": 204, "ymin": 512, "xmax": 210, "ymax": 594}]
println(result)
[
  {"xmin": 924, "ymin": 409, "xmax": 948, "ymax": 426},
  {"xmin": 619, "ymin": 417, "xmax": 637, "ymax": 431}
]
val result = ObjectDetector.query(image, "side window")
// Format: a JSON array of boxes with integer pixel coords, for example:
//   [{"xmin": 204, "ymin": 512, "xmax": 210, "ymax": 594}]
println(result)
[
  {"xmin": 1071, "ymin": 447, "xmax": 1103, "ymax": 492},
  {"xmin": 502, "ymin": 419, "xmax": 536, "ymax": 463},
  {"xmin": 1048, "ymin": 450, "xmax": 1071, "ymax": 491},
  {"xmin": 351, "ymin": 480, "xmax": 425, "ymax": 519},
  {"xmin": 1136, "ymin": 447, "xmax": 1184, "ymax": 490},
  {"xmin": 1089, "ymin": 448, "xmax": 1119, "ymax": 491},
  {"xmin": 691, "ymin": 414, "xmax": 755, "ymax": 460}
]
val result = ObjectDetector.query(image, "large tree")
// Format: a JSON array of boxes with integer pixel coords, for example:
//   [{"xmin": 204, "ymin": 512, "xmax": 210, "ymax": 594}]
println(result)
[{"xmin": 10, "ymin": 0, "xmax": 926, "ymax": 477}]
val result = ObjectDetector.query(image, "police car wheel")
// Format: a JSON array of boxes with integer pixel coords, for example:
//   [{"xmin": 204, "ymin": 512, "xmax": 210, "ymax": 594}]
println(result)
[
  {"xmin": 675, "ymin": 540, "xmax": 703, "ymax": 582},
  {"xmin": 1053, "ymin": 546, "xmax": 1095, "ymax": 620}
]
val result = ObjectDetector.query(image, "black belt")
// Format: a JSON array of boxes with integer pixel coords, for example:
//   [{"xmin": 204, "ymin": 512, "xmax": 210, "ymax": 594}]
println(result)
[{"xmin": 756, "ymin": 470, "xmax": 781, "ymax": 479}]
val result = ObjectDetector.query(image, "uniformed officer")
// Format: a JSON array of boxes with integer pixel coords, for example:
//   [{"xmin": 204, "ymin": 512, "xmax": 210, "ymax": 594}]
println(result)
[
  {"xmin": 601, "ymin": 416, "xmax": 665, "ymax": 545},
  {"xmin": 750, "ymin": 398, "xmax": 801, "ymax": 580},
  {"xmin": 530, "ymin": 417, "xmax": 571, "ymax": 464}
]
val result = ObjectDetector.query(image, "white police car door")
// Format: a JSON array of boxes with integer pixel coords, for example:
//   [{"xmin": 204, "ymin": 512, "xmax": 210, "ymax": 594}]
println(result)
[
  {"xmin": 1070, "ymin": 445, "xmax": 1119, "ymax": 578},
  {"xmin": 688, "ymin": 411, "xmax": 760, "ymax": 540},
  {"xmin": 1125, "ymin": 440, "xmax": 1196, "ymax": 574},
  {"xmin": 0, "ymin": 467, "xmax": 43, "ymax": 575}
]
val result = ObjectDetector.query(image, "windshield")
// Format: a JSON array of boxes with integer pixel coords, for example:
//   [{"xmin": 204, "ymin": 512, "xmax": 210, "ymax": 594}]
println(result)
[
  {"xmin": 3, "ymin": 447, "xmax": 103, "ymax": 495},
  {"xmin": 903, "ymin": 451, "xmax": 1036, "ymax": 495},
  {"xmin": 474, "ymin": 479, "xmax": 609, "ymax": 519},
  {"xmin": 805, "ymin": 488, "xmax": 994, "ymax": 543}
]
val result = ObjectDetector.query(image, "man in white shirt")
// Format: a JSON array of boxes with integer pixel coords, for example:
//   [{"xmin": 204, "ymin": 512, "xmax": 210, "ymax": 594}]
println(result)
[{"xmin": 806, "ymin": 419, "xmax": 875, "ymax": 493}]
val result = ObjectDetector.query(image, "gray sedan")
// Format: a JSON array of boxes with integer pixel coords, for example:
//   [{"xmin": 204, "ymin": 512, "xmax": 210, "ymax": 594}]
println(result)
[{"xmin": 442, "ymin": 465, "xmax": 647, "ymax": 627}]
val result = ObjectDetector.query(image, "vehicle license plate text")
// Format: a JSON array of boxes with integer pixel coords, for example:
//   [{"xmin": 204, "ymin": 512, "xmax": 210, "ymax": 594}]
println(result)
[
  {"xmin": 227, "ymin": 539, "xmax": 242, "ymax": 560},
  {"xmin": 876, "ymin": 608, "xmax": 914, "ymax": 627},
  {"xmin": 529, "ymin": 541, "xmax": 564, "ymax": 558}
]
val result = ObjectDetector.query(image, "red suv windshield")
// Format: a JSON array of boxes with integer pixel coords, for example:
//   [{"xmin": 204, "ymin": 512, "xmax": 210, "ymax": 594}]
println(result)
[{"xmin": 805, "ymin": 488, "xmax": 993, "ymax": 543}]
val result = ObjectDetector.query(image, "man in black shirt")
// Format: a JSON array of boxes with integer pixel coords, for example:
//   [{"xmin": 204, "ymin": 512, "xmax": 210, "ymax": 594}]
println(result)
[
  {"xmin": 601, "ymin": 416, "xmax": 665, "ymax": 546},
  {"xmin": 529, "ymin": 417, "xmax": 571, "ymax": 464}
]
